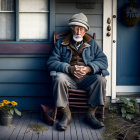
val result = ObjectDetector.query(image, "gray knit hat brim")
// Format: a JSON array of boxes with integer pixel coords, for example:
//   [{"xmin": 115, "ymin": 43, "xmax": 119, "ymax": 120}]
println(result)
[
  {"xmin": 68, "ymin": 13, "xmax": 90, "ymax": 31},
  {"xmin": 68, "ymin": 21, "xmax": 89, "ymax": 31}
]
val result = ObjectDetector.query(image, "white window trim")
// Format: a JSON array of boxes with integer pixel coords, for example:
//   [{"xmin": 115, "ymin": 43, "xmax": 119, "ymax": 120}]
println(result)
[{"xmin": 116, "ymin": 86, "xmax": 140, "ymax": 92}]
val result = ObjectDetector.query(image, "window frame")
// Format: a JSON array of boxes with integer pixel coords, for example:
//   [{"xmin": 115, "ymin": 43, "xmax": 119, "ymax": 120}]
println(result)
[{"xmin": 0, "ymin": 0, "xmax": 55, "ymax": 43}]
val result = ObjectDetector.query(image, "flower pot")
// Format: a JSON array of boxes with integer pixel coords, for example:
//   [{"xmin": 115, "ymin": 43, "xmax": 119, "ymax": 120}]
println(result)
[{"xmin": 0, "ymin": 112, "xmax": 13, "ymax": 126}]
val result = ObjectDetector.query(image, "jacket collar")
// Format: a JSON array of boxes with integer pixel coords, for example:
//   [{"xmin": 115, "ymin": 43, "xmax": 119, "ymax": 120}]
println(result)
[{"xmin": 61, "ymin": 33, "xmax": 92, "ymax": 47}]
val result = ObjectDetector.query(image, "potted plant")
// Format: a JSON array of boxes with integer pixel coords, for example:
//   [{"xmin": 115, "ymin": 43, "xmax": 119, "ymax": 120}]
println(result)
[{"xmin": 0, "ymin": 100, "xmax": 22, "ymax": 125}]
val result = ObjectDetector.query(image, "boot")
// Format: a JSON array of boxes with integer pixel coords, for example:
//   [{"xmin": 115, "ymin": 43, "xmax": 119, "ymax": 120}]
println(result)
[
  {"xmin": 86, "ymin": 106, "xmax": 104, "ymax": 129},
  {"xmin": 57, "ymin": 105, "xmax": 72, "ymax": 131}
]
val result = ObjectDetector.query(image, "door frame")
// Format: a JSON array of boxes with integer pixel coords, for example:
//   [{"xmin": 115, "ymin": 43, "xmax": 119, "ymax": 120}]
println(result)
[{"xmin": 103, "ymin": 0, "xmax": 117, "ymax": 100}]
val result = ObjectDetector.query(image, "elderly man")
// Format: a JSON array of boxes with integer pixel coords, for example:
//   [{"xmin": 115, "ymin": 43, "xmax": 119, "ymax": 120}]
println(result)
[{"xmin": 47, "ymin": 13, "xmax": 109, "ymax": 131}]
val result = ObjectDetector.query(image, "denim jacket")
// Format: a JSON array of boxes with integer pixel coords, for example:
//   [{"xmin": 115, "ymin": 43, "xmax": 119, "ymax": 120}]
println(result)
[{"xmin": 47, "ymin": 33, "xmax": 109, "ymax": 76}]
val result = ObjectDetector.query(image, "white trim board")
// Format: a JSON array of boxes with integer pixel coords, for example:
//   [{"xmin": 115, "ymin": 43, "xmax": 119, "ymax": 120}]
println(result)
[
  {"xmin": 103, "ymin": 0, "xmax": 113, "ymax": 97},
  {"xmin": 116, "ymin": 86, "xmax": 140, "ymax": 92},
  {"xmin": 111, "ymin": 0, "xmax": 117, "ymax": 99},
  {"xmin": 103, "ymin": 0, "xmax": 117, "ymax": 98},
  {"xmin": 112, "ymin": 97, "xmax": 140, "ymax": 103}
]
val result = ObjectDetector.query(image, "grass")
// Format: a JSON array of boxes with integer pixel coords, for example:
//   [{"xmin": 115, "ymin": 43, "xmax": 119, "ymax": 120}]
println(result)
[{"xmin": 103, "ymin": 109, "xmax": 140, "ymax": 140}]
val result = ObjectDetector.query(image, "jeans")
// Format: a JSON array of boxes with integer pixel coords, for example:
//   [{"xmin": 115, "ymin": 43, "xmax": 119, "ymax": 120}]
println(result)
[{"xmin": 52, "ymin": 72, "xmax": 107, "ymax": 108}]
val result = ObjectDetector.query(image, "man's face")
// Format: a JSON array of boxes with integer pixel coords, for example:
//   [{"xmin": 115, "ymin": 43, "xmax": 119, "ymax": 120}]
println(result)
[
  {"xmin": 72, "ymin": 26, "xmax": 86, "ymax": 42},
  {"xmin": 73, "ymin": 25, "xmax": 86, "ymax": 36}
]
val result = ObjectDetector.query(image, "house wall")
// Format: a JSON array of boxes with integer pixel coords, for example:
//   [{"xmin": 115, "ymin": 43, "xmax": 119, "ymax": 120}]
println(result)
[
  {"xmin": 0, "ymin": 0, "xmax": 103, "ymax": 110},
  {"xmin": 0, "ymin": 53, "xmax": 53, "ymax": 110}
]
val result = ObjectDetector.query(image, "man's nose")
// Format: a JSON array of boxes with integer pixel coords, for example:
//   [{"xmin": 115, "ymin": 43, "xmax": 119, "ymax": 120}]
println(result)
[{"xmin": 77, "ymin": 28, "xmax": 81, "ymax": 34}]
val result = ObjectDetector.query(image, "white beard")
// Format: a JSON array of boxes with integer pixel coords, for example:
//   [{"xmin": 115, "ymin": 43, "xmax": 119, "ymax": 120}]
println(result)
[{"xmin": 73, "ymin": 35, "xmax": 83, "ymax": 42}]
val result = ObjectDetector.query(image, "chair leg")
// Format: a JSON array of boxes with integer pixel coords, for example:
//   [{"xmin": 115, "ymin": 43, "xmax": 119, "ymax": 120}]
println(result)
[
  {"xmin": 102, "ymin": 106, "xmax": 105, "ymax": 122},
  {"xmin": 53, "ymin": 107, "xmax": 57, "ymax": 122},
  {"xmin": 102, "ymin": 96, "xmax": 107, "ymax": 122}
]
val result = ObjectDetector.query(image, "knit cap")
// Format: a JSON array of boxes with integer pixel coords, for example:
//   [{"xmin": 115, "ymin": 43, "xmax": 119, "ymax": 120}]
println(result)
[{"xmin": 68, "ymin": 13, "xmax": 90, "ymax": 31}]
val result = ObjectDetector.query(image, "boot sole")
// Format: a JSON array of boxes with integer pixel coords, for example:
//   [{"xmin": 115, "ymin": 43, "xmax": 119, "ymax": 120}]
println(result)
[{"xmin": 57, "ymin": 117, "xmax": 72, "ymax": 131}]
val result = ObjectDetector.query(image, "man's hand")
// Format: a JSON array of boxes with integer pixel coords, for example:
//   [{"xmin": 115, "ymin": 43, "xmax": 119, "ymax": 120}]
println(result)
[
  {"xmin": 68, "ymin": 65, "xmax": 91, "ymax": 79},
  {"xmin": 68, "ymin": 66, "xmax": 76, "ymax": 75}
]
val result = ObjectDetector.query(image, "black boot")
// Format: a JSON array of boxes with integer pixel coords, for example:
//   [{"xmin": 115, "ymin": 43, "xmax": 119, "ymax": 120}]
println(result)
[
  {"xmin": 57, "ymin": 105, "xmax": 72, "ymax": 131},
  {"xmin": 86, "ymin": 106, "xmax": 104, "ymax": 129}
]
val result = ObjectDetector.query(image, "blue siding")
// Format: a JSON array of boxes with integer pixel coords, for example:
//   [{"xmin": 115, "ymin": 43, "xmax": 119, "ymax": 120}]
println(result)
[
  {"xmin": 0, "ymin": 71, "xmax": 50, "ymax": 83},
  {"xmin": 0, "ymin": 55, "xmax": 53, "ymax": 110},
  {"xmin": 0, "ymin": 97, "xmax": 53, "ymax": 111},
  {"xmin": 117, "ymin": 0, "xmax": 140, "ymax": 85},
  {"xmin": 0, "ymin": 84, "xmax": 52, "ymax": 96}
]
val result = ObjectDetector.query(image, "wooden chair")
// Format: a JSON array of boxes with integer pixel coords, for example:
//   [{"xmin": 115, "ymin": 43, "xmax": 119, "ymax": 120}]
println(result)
[{"xmin": 41, "ymin": 31, "xmax": 107, "ymax": 126}]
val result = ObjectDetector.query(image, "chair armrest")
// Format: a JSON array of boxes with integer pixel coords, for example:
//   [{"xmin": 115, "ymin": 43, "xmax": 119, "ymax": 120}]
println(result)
[
  {"xmin": 50, "ymin": 71, "xmax": 57, "ymax": 80},
  {"xmin": 101, "ymin": 70, "xmax": 109, "ymax": 77},
  {"xmin": 50, "ymin": 71, "xmax": 57, "ymax": 77}
]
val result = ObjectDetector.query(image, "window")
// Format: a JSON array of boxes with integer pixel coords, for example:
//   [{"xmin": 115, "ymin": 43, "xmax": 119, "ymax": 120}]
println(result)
[
  {"xmin": 0, "ymin": 0, "xmax": 15, "ymax": 40},
  {"xmin": 0, "ymin": 0, "xmax": 49, "ymax": 41}
]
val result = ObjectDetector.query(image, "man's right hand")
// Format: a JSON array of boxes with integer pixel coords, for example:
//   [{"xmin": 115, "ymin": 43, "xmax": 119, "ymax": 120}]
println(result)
[{"xmin": 68, "ymin": 65, "xmax": 86, "ymax": 79}]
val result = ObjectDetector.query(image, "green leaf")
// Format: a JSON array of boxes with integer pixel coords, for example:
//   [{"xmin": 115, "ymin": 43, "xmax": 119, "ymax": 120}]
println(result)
[
  {"xmin": 120, "ymin": 97, "xmax": 128, "ymax": 104},
  {"xmin": 122, "ymin": 113, "xmax": 126, "ymax": 118},
  {"xmin": 7, "ymin": 110, "xmax": 11, "ymax": 115},
  {"xmin": 126, "ymin": 114, "xmax": 134, "ymax": 120},
  {"xmin": 135, "ymin": 109, "xmax": 139, "ymax": 113},
  {"xmin": 10, "ymin": 109, "xmax": 14, "ymax": 115},
  {"xmin": 128, "ymin": 102, "xmax": 133, "ymax": 107},
  {"xmin": 130, "ymin": 97, "xmax": 136, "ymax": 103},
  {"xmin": 14, "ymin": 108, "xmax": 22, "ymax": 116},
  {"xmin": 121, "ymin": 107, "xmax": 126, "ymax": 114}
]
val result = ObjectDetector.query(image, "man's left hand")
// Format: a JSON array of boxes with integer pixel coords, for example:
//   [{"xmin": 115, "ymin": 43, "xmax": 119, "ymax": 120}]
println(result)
[{"xmin": 74, "ymin": 65, "xmax": 91, "ymax": 78}]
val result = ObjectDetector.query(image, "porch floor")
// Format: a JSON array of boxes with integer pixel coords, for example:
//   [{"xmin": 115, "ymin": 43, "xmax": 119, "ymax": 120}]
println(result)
[{"xmin": 0, "ymin": 112, "xmax": 105, "ymax": 140}]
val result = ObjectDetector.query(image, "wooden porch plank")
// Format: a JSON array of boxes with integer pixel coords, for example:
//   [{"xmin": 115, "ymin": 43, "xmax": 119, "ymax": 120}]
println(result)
[
  {"xmin": 85, "ymin": 124, "xmax": 95, "ymax": 140},
  {"xmin": 0, "ymin": 112, "xmax": 105, "ymax": 140},
  {"xmin": 16, "ymin": 113, "xmax": 32, "ymax": 139},
  {"xmin": 3, "ymin": 115, "xmax": 21, "ymax": 140},
  {"xmin": 30, "ymin": 113, "xmax": 39, "ymax": 140},
  {"xmin": 95, "ymin": 128, "xmax": 105, "ymax": 140},
  {"xmin": 73, "ymin": 113, "xmax": 83, "ymax": 140},
  {"xmin": 9, "ymin": 113, "xmax": 28, "ymax": 139},
  {"xmin": 90, "ymin": 126, "xmax": 100, "ymax": 140},
  {"xmin": 38, "ymin": 118, "xmax": 53, "ymax": 140},
  {"xmin": 22, "ymin": 113, "xmax": 35, "ymax": 140},
  {"xmin": 23, "ymin": 113, "xmax": 41, "ymax": 140},
  {"xmin": 70, "ymin": 115, "xmax": 78, "ymax": 140},
  {"xmin": 64, "ymin": 119, "xmax": 71, "ymax": 140},
  {"xmin": 52, "ymin": 122, "xmax": 59, "ymax": 140},
  {"xmin": 0, "ymin": 126, "xmax": 11, "ymax": 140},
  {"xmin": 79, "ymin": 113, "xmax": 105, "ymax": 140},
  {"xmin": 58, "ymin": 128, "xmax": 65, "ymax": 140},
  {"xmin": 78, "ymin": 113, "xmax": 91, "ymax": 140},
  {"xmin": 0, "ymin": 115, "xmax": 20, "ymax": 140}
]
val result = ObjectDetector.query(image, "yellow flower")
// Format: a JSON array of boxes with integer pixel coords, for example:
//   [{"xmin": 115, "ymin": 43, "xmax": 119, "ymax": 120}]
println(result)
[
  {"xmin": 11, "ymin": 101, "xmax": 18, "ymax": 106},
  {"xmin": 2, "ymin": 100, "xmax": 8, "ymax": 104},
  {"xmin": 0, "ymin": 103, "xmax": 4, "ymax": 107},
  {"xmin": 5, "ymin": 101, "xmax": 11, "ymax": 104}
]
